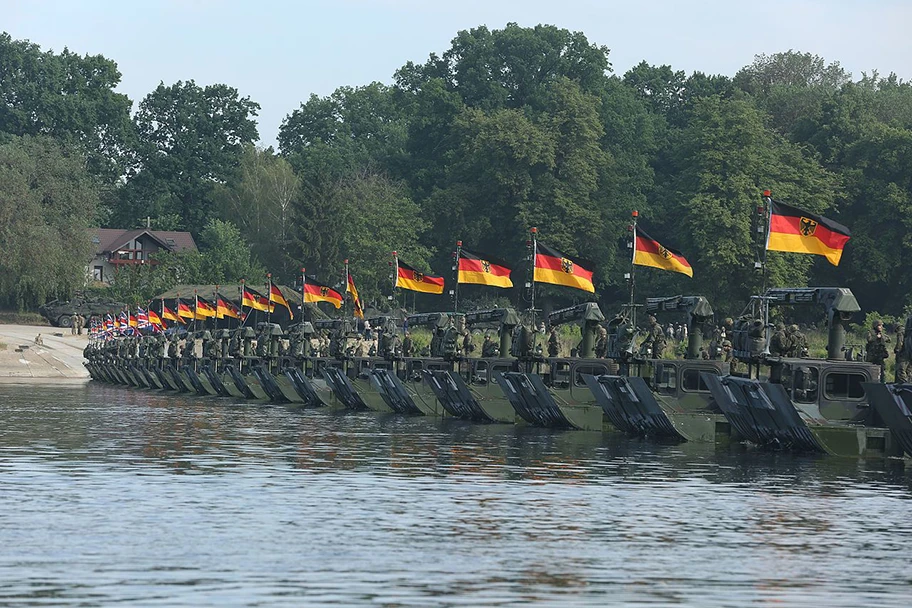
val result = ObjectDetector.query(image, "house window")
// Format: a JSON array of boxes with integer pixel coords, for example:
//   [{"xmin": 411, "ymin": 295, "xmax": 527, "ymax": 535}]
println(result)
[{"xmin": 93, "ymin": 266, "xmax": 104, "ymax": 281}]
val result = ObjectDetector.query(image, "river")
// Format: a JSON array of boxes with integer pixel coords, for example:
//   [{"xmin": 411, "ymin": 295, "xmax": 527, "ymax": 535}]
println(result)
[{"xmin": 1, "ymin": 383, "xmax": 910, "ymax": 606}]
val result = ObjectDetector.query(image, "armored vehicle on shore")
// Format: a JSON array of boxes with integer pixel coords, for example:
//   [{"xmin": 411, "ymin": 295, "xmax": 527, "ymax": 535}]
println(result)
[{"xmin": 39, "ymin": 296, "xmax": 125, "ymax": 327}]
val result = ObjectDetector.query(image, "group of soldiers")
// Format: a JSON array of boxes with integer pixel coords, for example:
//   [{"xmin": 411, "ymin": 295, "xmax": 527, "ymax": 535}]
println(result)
[
  {"xmin": 865, "ymin": 318, "xmax": 912, "ymax": 382},
  {"xmin": 768, "ymin": 323, "xmax": 809, "ymax": 358}
]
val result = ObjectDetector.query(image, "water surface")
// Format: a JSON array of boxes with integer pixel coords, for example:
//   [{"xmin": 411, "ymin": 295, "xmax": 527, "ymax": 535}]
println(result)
[{"xmin": 1, "ymin": 384, "xmax": 911, "ymax": 606}]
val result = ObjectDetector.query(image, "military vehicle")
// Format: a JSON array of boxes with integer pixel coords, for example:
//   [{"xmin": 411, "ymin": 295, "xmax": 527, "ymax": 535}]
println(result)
[
  {"xmin": 701, "ymin": 287, "xmax": 901, "ymax": 457},
  {"xmin": 39, "ymin": 295, "xmax": 125, "ymax": 327}
]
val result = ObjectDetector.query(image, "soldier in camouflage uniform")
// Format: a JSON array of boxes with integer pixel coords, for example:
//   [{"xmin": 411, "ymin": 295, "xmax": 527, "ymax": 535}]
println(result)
[
  {"xmin": 865, "ymin": 319, "xmax": 891, "ymax": 382},
  {"xmin": 785, "ymin": 324, "xmax": 808, "ymax": 358},
  {"xmin": 646, "ymin": 315, "xmax": 667, "ymax": 359},
  {"xmin": 894, "ymin": 317, "xmax": 912, "ymax": 383},
  {"xmin": 769, "ymin": 322, "xmax": 788, "ymax": 356}
]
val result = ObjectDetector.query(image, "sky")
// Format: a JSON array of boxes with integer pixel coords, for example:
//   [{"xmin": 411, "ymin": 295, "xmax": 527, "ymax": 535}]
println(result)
[{"xmin": 5, "ymin": 0, "xmax": 911, "ymax": 148}]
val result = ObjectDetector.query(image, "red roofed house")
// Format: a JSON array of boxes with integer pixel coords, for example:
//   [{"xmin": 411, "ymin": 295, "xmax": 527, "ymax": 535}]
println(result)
[{"xmin": 90, "ymin": 228, "xmax": 197, "ymax": 284}]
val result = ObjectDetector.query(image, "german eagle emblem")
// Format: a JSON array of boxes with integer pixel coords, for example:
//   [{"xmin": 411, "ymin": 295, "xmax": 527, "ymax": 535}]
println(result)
[
  {"xmin": 560, "ymin": 258, "xmax": 574, "ymax": 273},
  {"xmin": 481, "ymin": 260, "xmax": 491, "ymax": 273},
  {"xmin": 659, "ymin": 246, "xmax": 673, "ymax": 259},
  {"xmin": 413, "ymin": 271, "xmax": 424, "ymax": 282},
  {"xmin": 799, "ymin": 217, "xmax": 818, "ymax": 236},
  {"xmin": 320, "ymin": 286, "xmax": 329, "ymax": 297}
]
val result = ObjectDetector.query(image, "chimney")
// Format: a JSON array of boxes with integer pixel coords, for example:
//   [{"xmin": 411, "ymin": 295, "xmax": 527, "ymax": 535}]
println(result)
[{"xmin": 146, "ymin": 216, "xmax": 151, "ymax": 229}]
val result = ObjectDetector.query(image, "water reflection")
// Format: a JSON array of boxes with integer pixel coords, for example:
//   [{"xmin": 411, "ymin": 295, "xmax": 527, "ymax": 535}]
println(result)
[{"xmin": 0, "ymin": 384, "xmax": 910, "ymax": 606}]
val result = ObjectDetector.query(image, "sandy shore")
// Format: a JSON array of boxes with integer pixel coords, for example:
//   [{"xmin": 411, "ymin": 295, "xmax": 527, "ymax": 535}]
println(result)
[{"xmin": 0, "ymin": 324, "xmax": 89, "ymax": 384}]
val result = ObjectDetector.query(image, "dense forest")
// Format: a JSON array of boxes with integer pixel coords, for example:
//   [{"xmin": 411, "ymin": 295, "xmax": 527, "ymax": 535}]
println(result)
[{"xmin": 1, "ymin": 24, "xmax": 911, "ymax": 319}]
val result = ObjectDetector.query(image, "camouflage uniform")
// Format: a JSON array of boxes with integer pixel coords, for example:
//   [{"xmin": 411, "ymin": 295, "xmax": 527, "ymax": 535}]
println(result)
[
  {"xmin": 548, "ymin": 329, "xmax": 560, "ymax": 358},
  {"xmin": 865, "ymin": 320, "xmax": 891, "ymax": 382},
  {"xmin": 647, "ymin": 316, "xmax": 667, "ymax": 359},
  {"xmin": 769, "ymin": 322, "xmax": 788, "ymax": 356},
  {"xmin": 785, "ymin": 324, "xmax": 808, "ymax": 358},
  {"xmin": 483, "ymin": 335, "xmax": 498, "ymax": 358},
  {"xmin": 894, "ymin": 318, "xmax": 912, "ymax": 383},
  {"xmin": 594, "ymin": 326, "xmax": 608, "ymax": 358}
]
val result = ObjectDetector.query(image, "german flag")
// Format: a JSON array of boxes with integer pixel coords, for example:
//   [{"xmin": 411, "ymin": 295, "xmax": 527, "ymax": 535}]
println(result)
[
  {"xmin": 304, "ymin": 278, "xmax": 343, "ymax": 309},
  {"xmin": 177, "ymin": 299, "xmax": 195, "ymax": 319},
  {"xmin": 129, "ymin": 313, "xmax": 138, "ymax": 328},
  {"xmin": 195, "ymin": 296, "xmax": 216, "ymax": 319},
  {"xmin": 242, "ymin": 287, "xmax": 274, "ymax": 312},
  {"xmin": 161, "ymin": 302, "xmax": 184, "ymax": 324},
  {"xmin": 148, "ymin": 309, "xmax": 166, "ymax": 329},
  {"xmin": 216, "ymin": 296, "xmax": 242, "ymax": 320},
  {"xmin": 534, "ymin": 243, "xmax": 595, "ymax": 293},
  {"xmin": 396, "ymin": 260, "xmax": 444, "ymax": 294},
  {"xmin": 633, "ymin": 229, "xmax": 693, "ymax": 277},
  {"xmin": 767, "ymin": 200, "xmax": 851, "ymax": 266},
  {"xmin": 347, "ymin": 273, "xmax": 364, "ymax": 319},
  {"xmin": 269, "ymin": 284, "xmax": 293, "ymax": 319},
  {"xmin": 457, "ymin": 248, "xmax": 513, "ymax": 288}
]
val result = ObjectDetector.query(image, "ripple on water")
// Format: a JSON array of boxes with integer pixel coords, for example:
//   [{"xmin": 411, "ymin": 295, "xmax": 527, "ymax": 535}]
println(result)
[{"xmin": 0, "ymin": 384, "xmax": 911, "ymax": 606}]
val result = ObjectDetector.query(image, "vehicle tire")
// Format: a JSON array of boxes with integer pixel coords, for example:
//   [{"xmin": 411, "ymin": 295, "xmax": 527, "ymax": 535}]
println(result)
[{"xmin": 57, "ymin": 315, "xmax": 73, "ymax": 328}]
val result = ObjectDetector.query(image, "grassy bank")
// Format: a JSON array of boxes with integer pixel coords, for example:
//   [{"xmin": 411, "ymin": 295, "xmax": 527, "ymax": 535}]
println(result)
[{"xmin": 0, "ymin": 311, "xmax": 48, "ymax": 326}]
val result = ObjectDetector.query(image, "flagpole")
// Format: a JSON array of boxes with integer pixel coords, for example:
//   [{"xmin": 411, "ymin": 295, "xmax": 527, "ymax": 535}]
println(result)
[
  {"xmin": 240, "ymin": 280, "xmax": 248, "ymax": 328},
  {"xmin": 214, "ymin": 285, "xmax": 220, "ymax": 332},
  {"xmin": 453, "ymin": 241, "xmax": 462, "ymax": 313},
  {"xmin": 301, "ymin": 268, "xmax": 306, "ymax": 321},
  {"xmin": 529, "ymin": 227, "xmax": 537, "ymax": 330},
  {"xmin": 630, "ymin": 210, "xmax": 638, "ymax": 326},
  {"xmin": 266, "ymin": 273, "xmax": 272, "ymax": 324},
  {"xmin": 761, "ymin": 189, "xmax": 773, "ymax": 354},
  {"xmin": 391, "ymin": 251, "xmax": 399, "ymax": 311},
  {"xmin": 343, "ymin": 259, "xmax": 349, "ymax": 318},
  {"xmin": 194, "ymin": 290, "xmax": 199, "ymax": 332}
]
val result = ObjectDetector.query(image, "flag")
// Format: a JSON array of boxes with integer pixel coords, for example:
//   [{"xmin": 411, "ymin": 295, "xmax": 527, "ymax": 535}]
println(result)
[
  {"xmin": 457, "ymin": 248, "xmax": 513, "ymax": 288},
  {"xmin": 216, "ymin": 296, "xmax": 243, "ymax": 320},
  {"xmin": 128, "ymin": 313, "xmax": 138, "ymax": 328},
  {"xmin": 195, "ymin": 296, "xmax": 216, "ymax": 319},
  {"xmin": 347, "ymin": 273, "xmax": 364, "ymax": 319},
  {"xmin": 534, "ymin": 243, "xmax": 595, "ymax": 293},
  {"xmin": 148, "ymin": 309, "xmax": 165, "ymax": 329},
  {"xmin": 767, "ymin": 200, "xmax": 851, "ymax": 266},
  {"xmin": 104, "ymin": 314, "xmax": 114, "ymax": 333},
  {"xmin": 396, "ymin": 260, "xmax": 445, "ymax": 294},
  {"xmin": 161, "ymin": 302, "xmax": 185, "ymax": 325},
  {"xmin": 633, "ymin": 229, "xmax": 693, "ymax": 277},
  {"xmin": 242, "ymin": 287, "xmax": 274, "ymax": 312},
  {"xmin": 269, "ymin": 284, "xmax": 294, "ymax": 319},
  {"xmin": 136, "ymin": 307, "xmax": 151, "ymax": 328},
  {"xmin": 177, "ymin": 299, "xmax": 195, "ymax": 319},
  {"xmin": 304, "ymin": 278, "xmax": 344, "ymax": 309}
]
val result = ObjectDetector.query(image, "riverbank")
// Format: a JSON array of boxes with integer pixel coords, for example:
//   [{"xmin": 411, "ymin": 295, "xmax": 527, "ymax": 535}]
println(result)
[{"xmin": 0, "ymin": 324, "xmax": 89, "ymax": 383}]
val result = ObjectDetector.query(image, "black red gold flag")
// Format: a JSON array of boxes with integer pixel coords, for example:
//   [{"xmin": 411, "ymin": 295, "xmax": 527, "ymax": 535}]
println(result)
[
  {"xmin": 304, "ymin": 279, "xmax": 343, "ymax": 309},
  {"xmin": 396, "ymin": 260, "xmax": 445, "ymax": 294},
  {"xmin": 457, "ymin": 248, "xmax": 513, "ymax": 288},
  {"xmin": 767, "ymin": 200, "xmax": 851, "ymax": 266},
  {"xmin": 533, "ymin": 243, "xmax": 595, "ymax": 293},
  {"xmin": 633, "ymin": 229, "xmax": 693, "ymax": 277}
]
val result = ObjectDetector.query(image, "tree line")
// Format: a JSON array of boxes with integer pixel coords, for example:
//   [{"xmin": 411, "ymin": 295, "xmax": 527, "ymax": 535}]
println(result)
[{"xmin": 2, "ymin": 25, "xmax": 911, "ymax": 320}]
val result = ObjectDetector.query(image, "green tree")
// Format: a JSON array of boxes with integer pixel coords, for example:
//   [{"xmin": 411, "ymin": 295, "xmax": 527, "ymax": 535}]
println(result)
[
  {"xmin": 0, "ymin": 135, "xmax": 98, "ymax": 309},
  {"xmin": 665, "ymin": 96, "xmax": 837, "ymax": 312},
  {"xmin": 115, "ymin": 80, "xmax": 260, "ymax": 234},
  {"xmin": 214, "ymin": 145, "xmax": 299, "ymax": 279},
  {"xmin": 0, "ymin": 32, "xmax": 134, "ymax": 181}
]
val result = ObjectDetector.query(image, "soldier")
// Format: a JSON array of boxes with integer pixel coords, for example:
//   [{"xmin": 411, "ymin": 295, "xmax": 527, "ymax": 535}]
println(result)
[
  {"xmin": 548, "ymin": 328, "xmax": 560, "ymax": 357},
  {"xmin": 895, "ymin": 317, "xmax": 912, "ymax": 383},
  {"xmin": 594, "ymin": 325, "xmax": 608, "ymax": 358},
  {"xmin": 482, "ymin": 334, "xmax": 498, "ymax": 358},
  {"xmin": 402, "ymin": 331, "xmax": 413, "ymax": 357},
  {"xmin": 462, "ymin": 331, "xmax": 473, "ymax": 355},
  {"xmin": 769, "ymin": 322, "xmax": 788, "ymax": 356},
  {"xmin": 865, "ymin": 319, "xmax": 891, "ymax": 382},
  {"xmin": 785, "ymin": 324, "xmax": 808, "ymax": 358},
  {"xmin": 646, "ymin": 315, "xmax": 667, "ymax": 359},
  {"xmin": 70, "ymin": 313, "xmax": 78, "ymax": 335}
]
